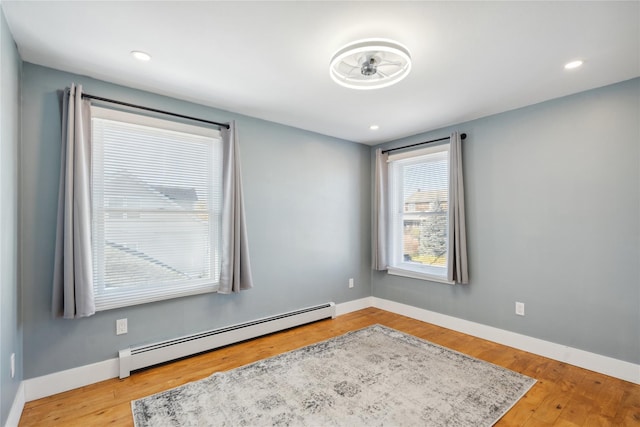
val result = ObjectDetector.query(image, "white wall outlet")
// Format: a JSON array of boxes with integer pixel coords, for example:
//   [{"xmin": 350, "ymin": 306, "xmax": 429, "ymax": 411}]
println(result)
[
  {"xmin": 10, "ymin": 353, "xmax": 15, "ymax": 379},
  {"xmin": 116, "ymin": 318, "xmax": 128, "ymax": 335},
  {"xmin": 348, "ymin": 278, "xmax": 354, "ymax": 288},
  {"xmin": 515, "ymin": 302, "xmax": 525, "ymax": 316}
]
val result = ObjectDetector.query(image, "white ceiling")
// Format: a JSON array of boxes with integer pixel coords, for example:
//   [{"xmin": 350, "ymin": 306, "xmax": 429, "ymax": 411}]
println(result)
[{"xmin": 2, "ymin": 1, "xmax": 639, "ymax": 145}]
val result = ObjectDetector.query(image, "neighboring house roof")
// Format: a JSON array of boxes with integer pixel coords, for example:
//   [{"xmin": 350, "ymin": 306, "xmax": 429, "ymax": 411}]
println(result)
[
  {"xmin": 152, "ymin": 185, "xmax": 198, "ymax": 210},
  {"xmin": 105, "ymin": 170, "xmax": 200, "ymax": 211},
  {"xmin": 105, "ymin": 241, "xmax": 189, "ymax": 287},
  {"xmin": 152, "ymin": 185, "xmax": 198, "ymax": 202},
  {"xmin": 101, "ymin": 171, "xmax": 207, "ymax": 286}
]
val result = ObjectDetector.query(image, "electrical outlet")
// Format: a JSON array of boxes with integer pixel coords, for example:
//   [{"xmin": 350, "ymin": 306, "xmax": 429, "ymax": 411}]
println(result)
[
  {"xmin": 515, "ymin": 302, "xmax": 525, "ymax": 316},
  {"xmin": 348, "ymin": 278, "xmax": 354, "ymax": 288},
  {"xmin": 116, "ymin": 318, "xmax": 128, "ymax": 335},
  {"xmin": 10, "ymin": 353, "xmax": 15, "ymax": 379}
]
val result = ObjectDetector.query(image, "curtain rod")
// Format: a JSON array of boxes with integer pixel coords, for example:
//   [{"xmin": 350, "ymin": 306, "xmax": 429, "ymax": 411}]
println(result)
[
  {"xmin": 81, "ymin": 93, "xmax": 230, "ymax": 129},
  {"xmin": 381, "ymin": 133, "xmax": 466, "ymax": 154}
]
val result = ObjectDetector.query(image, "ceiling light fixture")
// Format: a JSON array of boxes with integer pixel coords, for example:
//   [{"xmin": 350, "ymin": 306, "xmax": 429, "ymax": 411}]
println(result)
[
  {"xmin": 369, "ymin": 125, "xmax": 380, "ymax": 130},
  {"xmin": 131, "ymin": 50, "xmax": 151, "ymax": 61},
  {"xmin": 564, "ymin": 60, "xmax": 583, "ymax": 70},
  {"xmin": 330, "ymin": 39, "xmax": 412, "ymax": 90}
]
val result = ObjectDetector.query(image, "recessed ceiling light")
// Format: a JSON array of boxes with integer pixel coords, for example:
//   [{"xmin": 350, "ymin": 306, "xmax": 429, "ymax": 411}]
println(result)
[
  {"xmin": 564, "ymin": 60, "xmax": 583, "ymax": 70},
  {"xmin": 330, "ymin": 39, "xmax": 412, "ymax": 90},
  {"xmin": 370, "ymin": 125, "xmax": 380, "ymax": 130},
  {"xmin": 131, "ymin": 51, "xmax": 151, "ymax": 61}
]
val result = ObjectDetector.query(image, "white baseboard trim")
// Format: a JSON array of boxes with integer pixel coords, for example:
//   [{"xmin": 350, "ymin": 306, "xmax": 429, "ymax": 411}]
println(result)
[
  {"xmin": 23, "ymin": 358, "xmax": 119, "ymax": 402},
  {"xmin": 17, "ymin": 296, "xmax": 638, "ymax": 408},
  {"xmin": 5, "ymin": 382, "xmax": 25, "ymax": 427},
  {"xmin": 372, "ymin": 297, "xmax": 640, "ymax": 385},
  {"xmin": 335, "ymin": 297, "xmax": 374, "ymax": 316},
  {"xmin": 20, "ymin": 299, "xmax": 370, "ymax": 402}
]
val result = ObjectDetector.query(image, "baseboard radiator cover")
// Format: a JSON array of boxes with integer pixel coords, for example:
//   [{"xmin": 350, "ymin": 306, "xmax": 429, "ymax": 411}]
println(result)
[{"xmin": 118, "ymin": 302, "xmax": 336, "ymax": 378}]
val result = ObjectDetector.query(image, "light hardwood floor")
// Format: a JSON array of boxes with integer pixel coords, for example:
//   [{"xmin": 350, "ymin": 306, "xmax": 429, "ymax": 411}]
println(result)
[{"xmin": 18, "ymin": 308, "xmax": 640, "ymax": 426}]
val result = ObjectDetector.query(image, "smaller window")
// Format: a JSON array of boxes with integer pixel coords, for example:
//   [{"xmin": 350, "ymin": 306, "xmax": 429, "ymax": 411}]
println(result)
[{"xmin": 387, "ymin": 144, "xmax": 452, "ymax": 283}]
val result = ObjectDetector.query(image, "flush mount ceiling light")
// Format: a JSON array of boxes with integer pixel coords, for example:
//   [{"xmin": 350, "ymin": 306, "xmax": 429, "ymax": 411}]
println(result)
[{"xmin": 330, "ymin": 39, "xmax": 412, "ymax": 90}]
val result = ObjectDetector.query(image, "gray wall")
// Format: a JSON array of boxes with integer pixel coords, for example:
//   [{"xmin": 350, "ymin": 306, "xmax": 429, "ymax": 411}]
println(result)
[
  {"xmin": 0, "ymin": 7, "xmax": 22, "ymax": 425},
  {"xmin": 373, "ymin": 78, "xmax": 640, "ymax": 364},
  {"xmin": 20, "ymin": 63, "xmax": 371, "ymax": 379},
  {"xmin": 13, "ymin": 52, "xmax": 640, "ymax": 389}
]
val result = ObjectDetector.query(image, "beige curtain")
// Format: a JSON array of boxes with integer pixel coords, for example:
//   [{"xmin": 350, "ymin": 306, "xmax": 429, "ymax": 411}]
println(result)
[
  {"xmin": 52, "ymin": 84, "xmax": 95, "ymax": 318},
  {"xmin": 372, "ymin": 148, "xmax": 389, "ymax": 270},
  {"xmin": 219, "ymin": 121, "xmax": 254, "ymax": 293},
  {"xmin": 448, "ymin": 132, "xmax": 469, "ymax": 284}
]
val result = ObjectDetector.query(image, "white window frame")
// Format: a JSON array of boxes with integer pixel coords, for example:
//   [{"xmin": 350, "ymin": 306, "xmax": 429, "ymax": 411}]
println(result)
[
  {"xmin": 90, "ymin": 106, "xmax": 223, "ymax": 310},
  {"xmin": 387, "ymin": 143, "xmax": 454, "ymax": 285}
]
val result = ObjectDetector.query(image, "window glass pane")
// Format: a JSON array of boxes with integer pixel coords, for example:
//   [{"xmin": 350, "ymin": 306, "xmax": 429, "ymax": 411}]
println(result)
[{"xmin": 401, "ymin": 153, "xmax": 448, "ymax": 268}]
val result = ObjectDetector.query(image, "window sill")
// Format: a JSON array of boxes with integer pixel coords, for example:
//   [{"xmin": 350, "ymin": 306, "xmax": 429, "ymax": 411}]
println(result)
[{"xmin": 387, "ymin": 266, "xmax": 454, "ymax": 285}]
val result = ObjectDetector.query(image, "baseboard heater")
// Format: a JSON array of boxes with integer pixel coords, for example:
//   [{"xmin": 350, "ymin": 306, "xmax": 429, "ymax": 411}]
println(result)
[{"xmin": 118, "ymin": 302, "xmax": 336, "ymax": 378}]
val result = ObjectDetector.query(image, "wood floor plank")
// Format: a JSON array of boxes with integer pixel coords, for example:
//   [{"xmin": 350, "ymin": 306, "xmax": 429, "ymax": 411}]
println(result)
[
  {"xmin": 558, "ymin": 393, "xmax": 595, "ymax": 426},
  {"xmin": 18, "ymin": 308, "xmax": 640, "ymax": 426}
]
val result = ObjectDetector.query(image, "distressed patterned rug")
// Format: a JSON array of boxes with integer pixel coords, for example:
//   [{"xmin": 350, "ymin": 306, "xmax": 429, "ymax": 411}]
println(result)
[{"xmin": 132, "ymin": 324, "xmax": 536, "ymax": 426}]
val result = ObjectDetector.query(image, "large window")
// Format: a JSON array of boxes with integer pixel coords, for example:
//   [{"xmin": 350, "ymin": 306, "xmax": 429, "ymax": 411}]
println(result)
[
  {"xmin": 388, "ymin": 143, "xmax": 452, "ymax": 282},
  {"xmin": 91, "ymin": 107, "xmax": 223, "ymax": 310}
]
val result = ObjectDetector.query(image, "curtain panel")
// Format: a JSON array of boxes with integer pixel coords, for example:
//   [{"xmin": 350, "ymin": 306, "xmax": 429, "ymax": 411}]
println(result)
[
  {"xmin": 219, "ymin": 121, "xmax": 254, "ymax": 293},
  {"xmin": 373, "ymin": 148, "xmax": 389, "ymax": 271},
  {"xmin": 448, "ymin": 132, "xmax": 469, "ymax": 284},
  {"xmin": 52, "ymin": 84, "xmax": 95, "ymax": 318}
]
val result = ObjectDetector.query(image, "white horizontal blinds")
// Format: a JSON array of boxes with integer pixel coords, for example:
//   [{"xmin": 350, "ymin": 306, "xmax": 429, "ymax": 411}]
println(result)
[
  {"xmin": 389, "ymin": 144, "xmax": 450, "ymax": 277},
  {"xmin": 91, "ymin": 107, "xmax": 222, "ymax": 311}
]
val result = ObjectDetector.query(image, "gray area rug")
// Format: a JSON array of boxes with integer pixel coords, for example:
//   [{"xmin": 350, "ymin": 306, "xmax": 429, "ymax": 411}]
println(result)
[{"xmin": 132, "ymin": 324, "xmax": 536, "ymax": 426}]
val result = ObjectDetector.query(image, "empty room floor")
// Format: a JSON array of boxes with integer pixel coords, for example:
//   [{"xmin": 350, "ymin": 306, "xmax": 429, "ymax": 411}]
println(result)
[{"xmin": 18, "ymin": 308, "xmax": 640, "ymax": 426}]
